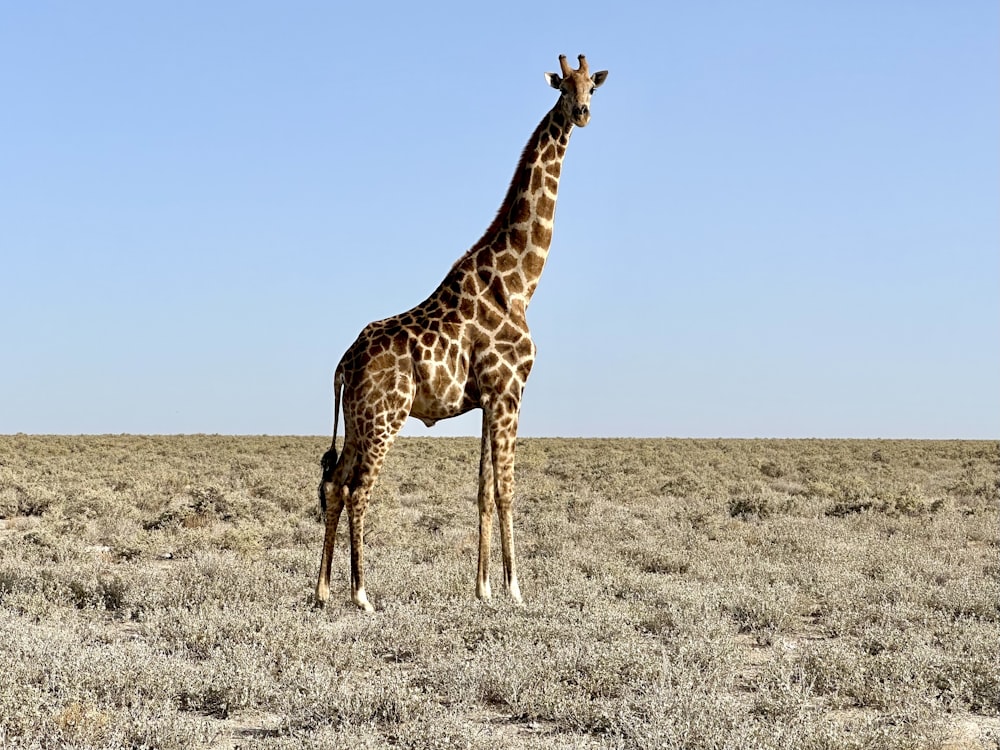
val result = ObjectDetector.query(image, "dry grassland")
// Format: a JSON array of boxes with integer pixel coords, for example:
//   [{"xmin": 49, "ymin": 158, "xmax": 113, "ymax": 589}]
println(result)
[{"xmin": 0, "ymin": 435, "xmax": 997, "ymax": 749}]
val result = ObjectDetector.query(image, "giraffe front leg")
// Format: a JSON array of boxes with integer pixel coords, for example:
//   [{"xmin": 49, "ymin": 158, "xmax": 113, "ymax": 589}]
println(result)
[
  {"xmin": 489, "ymin": 405, "xmax": 523, "ymax": 605},
  {"xmin": 476, "ymin": 411, "xmax": 494, "ymax": 601},
  {"xmin": 496, "ymin": 485, "xmax": 522, "ymax": 604}
]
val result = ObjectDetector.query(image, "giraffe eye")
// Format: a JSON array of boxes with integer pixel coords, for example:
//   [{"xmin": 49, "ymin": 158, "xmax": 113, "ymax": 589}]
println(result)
[{"xmin": 589, "ymin": 87, "xmax": 595, "ymax": 95}]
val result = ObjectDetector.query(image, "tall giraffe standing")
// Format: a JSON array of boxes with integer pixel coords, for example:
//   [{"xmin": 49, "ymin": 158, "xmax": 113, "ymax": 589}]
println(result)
[{"xmin": 316, "ymin": 54, "xmax": 608, "ymax": 611}]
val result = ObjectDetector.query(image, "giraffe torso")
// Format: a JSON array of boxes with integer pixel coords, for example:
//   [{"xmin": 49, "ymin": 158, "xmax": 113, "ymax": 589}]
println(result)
[{"xmin": 338, "ymin": 275, "xmax": 535, "ymax": 432}]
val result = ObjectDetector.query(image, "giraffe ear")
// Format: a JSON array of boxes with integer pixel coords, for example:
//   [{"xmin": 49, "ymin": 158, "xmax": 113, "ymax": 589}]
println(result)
[
  {"xmin": 544, "ymin": 72, "xmax": 562, "ymax": 90},
  {"xmin": 591, "ymin": 70, "xmax": 608, "ymax": 88}
]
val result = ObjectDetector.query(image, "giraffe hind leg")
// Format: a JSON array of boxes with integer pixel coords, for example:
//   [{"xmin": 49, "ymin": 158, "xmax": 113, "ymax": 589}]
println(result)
[
  {"xmin": 323, "ymin": 368, "xmax": 411, "ymax": 612},
  {"xmin": 344, "ymin": 444, "xmax": 395, "ymax": 613},
  {"xmin": 344, "ymin": 403, "xmax": 410, "ymax": 612},
  {"xmin": 346, "ymin": 479, "xmax": 374, "ymax": 613},
  {"xmin": 315, "ymin": 454, "xmax": 347, "ymax": 608},
  {"xmin": 315, "ymin": 438, "xmax": 357, "ymax": 607}
]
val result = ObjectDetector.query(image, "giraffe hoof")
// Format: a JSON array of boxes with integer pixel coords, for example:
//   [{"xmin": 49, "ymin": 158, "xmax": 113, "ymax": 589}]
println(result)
[
  {"xmin": 353, "ymin": 589, "xmax": 375, "ymax": 613},
  {"xmin": 508, "ymin": 580, "xmax": 523, "ymax": 605},
  {"xmin": 314, "ymin": 587, "xmax": 330, "ymax": 609}
]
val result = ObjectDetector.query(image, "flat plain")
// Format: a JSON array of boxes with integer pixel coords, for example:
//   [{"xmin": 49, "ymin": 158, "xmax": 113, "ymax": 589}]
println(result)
[{"xmin": 0, "ymin": 435, "xmax": 997, "ymax": 749}]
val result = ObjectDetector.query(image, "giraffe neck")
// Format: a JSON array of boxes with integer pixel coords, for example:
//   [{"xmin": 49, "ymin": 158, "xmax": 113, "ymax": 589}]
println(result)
[{"xmin": 452, "ymin": 105, "xmax": 574, "ymax": 308}]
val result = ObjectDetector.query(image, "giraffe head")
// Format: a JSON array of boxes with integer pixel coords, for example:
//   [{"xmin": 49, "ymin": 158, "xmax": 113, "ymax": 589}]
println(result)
[{"xmin": 545, "ymin": 54, "xmax": 608, "ymax": 128}]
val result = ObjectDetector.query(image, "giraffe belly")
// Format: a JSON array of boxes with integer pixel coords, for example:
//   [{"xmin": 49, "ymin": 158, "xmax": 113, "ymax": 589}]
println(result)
[{"xmin": 409, "ymin": 364, "xmax": 476, "ymax": 427}]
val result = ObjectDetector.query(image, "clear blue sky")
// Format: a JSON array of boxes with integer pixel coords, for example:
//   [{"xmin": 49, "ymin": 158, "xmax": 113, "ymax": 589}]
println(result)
[{"xmin": 1, "ymin": 3, "xmax": 997, "ymax": 438}]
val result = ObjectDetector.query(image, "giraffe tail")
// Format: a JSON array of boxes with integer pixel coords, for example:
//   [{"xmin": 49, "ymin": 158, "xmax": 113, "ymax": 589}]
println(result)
[
  {"xmin": 318, "ymin": 363, "xmax": 345, "ymax": 513},
  {"xmin": 318, "ymin": 446, "xmax": 337, "ymax": 513}
]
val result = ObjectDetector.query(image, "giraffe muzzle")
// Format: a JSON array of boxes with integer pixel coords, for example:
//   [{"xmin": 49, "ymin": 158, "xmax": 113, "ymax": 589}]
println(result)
[{"xmin": 572, "ymin": 104, "xmax": 591, "ymax": 126}]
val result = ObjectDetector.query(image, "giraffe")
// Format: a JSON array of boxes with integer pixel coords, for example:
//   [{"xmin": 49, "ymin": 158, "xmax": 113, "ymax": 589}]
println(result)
[{"xmin": 315, "ymin": 54, "xmax": 608, "ymax": 612}]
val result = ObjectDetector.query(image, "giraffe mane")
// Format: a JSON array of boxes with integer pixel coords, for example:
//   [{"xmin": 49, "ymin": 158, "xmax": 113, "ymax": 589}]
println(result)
[{"xmin": 450, "ymin": 113, "xmax": 551, "ymax": 272}]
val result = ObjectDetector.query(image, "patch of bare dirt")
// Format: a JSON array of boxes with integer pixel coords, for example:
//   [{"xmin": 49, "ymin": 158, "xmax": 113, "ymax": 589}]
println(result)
[
  {"xmin": 0, "ymin": 516, "xmax": 40, "ymax": 535},
  {"xmin": 942, "ymin": 715, "xmax": 1000, "ymax": 750},
  {"xmin": 205, "ymin": 711, "xmax": 283, "ymax": 750}
]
